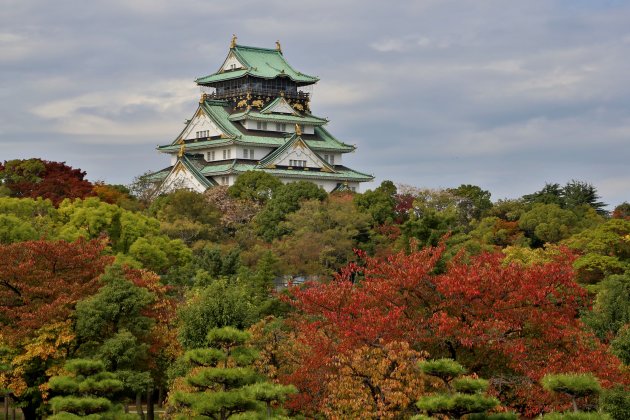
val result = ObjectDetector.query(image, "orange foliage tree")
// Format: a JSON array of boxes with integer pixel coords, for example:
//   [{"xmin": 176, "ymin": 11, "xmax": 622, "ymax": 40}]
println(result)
[
  {"xmin": 282, "ymin": 244, "xmax": 628, "ymax": 416},
  {"xmin": 0, "ymin": 238, "xmax": 112, "ymax": 419}
]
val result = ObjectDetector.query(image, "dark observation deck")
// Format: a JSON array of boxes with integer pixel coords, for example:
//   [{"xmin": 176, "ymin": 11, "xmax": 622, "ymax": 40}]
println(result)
[{"xmin": 202, "ymin": 76, "xmax": 311, "ymax": 101}]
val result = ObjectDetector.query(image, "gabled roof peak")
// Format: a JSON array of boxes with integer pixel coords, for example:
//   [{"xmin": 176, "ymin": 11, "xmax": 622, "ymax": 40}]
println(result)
[{"xmin": 196, "ymin": 39, "xmax": 318, "ymax": 86}]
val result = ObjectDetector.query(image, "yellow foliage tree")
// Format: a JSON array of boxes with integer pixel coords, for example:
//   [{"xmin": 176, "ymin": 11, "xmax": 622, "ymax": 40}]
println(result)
[{"xmin": 321, "ymin": 340, "xmax": 429, "ymax": 419}]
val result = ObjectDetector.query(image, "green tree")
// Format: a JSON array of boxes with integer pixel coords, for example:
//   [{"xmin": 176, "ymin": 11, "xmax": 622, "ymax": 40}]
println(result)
[
  {"xmin": 171, "ymin": 327, "xmax": 295, "ymax": 419},
  {"xmin": 564, "ymin": 219, "xmax": 630, "ymax": 284},
  {"xmin": 354, "ymin": 180, "xmax": 398, "ymax": 225},
  {"xmin": 582, "ymin": 275, "xmax": 630, "ymax": 342},
  {"xmin": 46, "ymin": 359, "xmax": 134, "ymax": 419},
  {"xmin": 271, "ymin": 195, "xmax": 371, "ymax": 276},
  {"xmin": 518, "ymin": 203, "xmax": 579, "ymax": 245},
  {"xmin": 127, "ymin": 235, "xmax": 192, "ymax": 274},
  {"xmin": 523, "ymin": 181, "xmax": 607, "ymax": 215},
  {"xmin": 541, "ymin": 373, "xmax": 602, "ymax": 413},
  {"xmin": 601, "ymin": 386, "xmax": 630, "ymax": 420},
  {"xmin": 0, "ymin": 197, "xmax": 56, "ymax": 243},
  {"xmin": 415, "ymin": 359, "xmax": 503, "ymax": 419},
  {"xmin": 448, "ymin": 184, "xmax": 493, "ymax": 223},
  {"xmin": 227, "ymin": 171, "xmax": 282, "ymax": 205},
  {"xmin": 562, "ymin": 180, "xmax": 607, "ymax": 215},
  {"xmin": 74, "ymin": 266, "xmax": 156, "ymax": 415},
  {"xmin": 523, "ymin": 183, "xmax": 564, "ymax": 207},
  {"xmin": 610, "ymin": 325, "xmax": 630, "ymax": 366},
  {"xmin": 255, "ymin": 181, "xmax": 326, "ymax": 241},
  {"xmin": 177, "ymin": 278, "xmax": 260, "ymax": 350}
]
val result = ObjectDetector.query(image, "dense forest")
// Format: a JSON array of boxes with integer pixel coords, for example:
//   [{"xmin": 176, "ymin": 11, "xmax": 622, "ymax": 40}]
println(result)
[{"xmin": 0, "ymin": 158, "xmax": 628, "ymax": 419}]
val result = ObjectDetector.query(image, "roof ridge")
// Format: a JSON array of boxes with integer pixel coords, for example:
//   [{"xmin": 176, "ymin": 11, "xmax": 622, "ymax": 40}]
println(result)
[{"xmin": 234, "ymin": 44, "xmax": 278, "ymax": 53}]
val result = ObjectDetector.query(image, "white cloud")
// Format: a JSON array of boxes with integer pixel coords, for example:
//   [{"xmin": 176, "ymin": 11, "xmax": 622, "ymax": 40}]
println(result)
[{"xmin": 30, "ymin": 79, "xmax": 198, "ymax": 139}]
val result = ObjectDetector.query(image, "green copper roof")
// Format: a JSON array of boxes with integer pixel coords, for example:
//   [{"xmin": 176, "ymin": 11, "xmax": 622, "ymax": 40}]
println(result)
[
  {"xmin": 196, "ymin": 160, "xmax": 373, "ymax": 182},
  {"xmin": 180, "ymin": 156, "xmax": 216, "ymax": 188},
  {"xmin": 228, "ymin": 110, "xmax": 327, "ymax": 125},
  {"xmin": 196, "ymin": 44, "xmax": 318, "ymax": 85},
  {"xmin": 256, "ymin": 133, "xmax": 336, "ymax": 173},
  {"xmin": 260, "ymin": 97, "xmax": 298, "ymax": 114},
  {"xmin": 158, "ymin": 100, "xmax": 355, "ymax": 153}
]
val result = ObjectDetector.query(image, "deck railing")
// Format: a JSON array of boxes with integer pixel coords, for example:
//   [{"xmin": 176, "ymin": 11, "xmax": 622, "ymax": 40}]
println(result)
[{"xmin": 206, "ymin": 87, "xmax": 309, "ymax": 101}]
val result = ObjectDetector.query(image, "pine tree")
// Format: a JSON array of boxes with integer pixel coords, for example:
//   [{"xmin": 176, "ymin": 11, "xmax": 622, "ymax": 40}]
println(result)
[
  {"xmin": 541, "ymin": 373, "xmax": 602, "ymax": 415},
  {"xmin": 172, "ymin": 327, "xmax": 295, "ymax": 419},
  {"xmin": 46, "ymin": 359, "xmax": 134, "ymax": 419},
  {"xmin": 415, "ymin": 359, "xmax": 514, "ymax": 419}
]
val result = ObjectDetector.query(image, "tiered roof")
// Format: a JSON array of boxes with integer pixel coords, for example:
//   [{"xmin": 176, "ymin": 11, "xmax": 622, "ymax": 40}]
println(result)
[
  {"xmin": 152, "ymin": 39, "xmax": 373, "ymax": 191},
  {"xmin": 196, "ymin": 44, "xmax": 318, "ymax": 85},
  {"xmin": 158, "ymin": 100, "xmax": 354, "ymax": 153}
]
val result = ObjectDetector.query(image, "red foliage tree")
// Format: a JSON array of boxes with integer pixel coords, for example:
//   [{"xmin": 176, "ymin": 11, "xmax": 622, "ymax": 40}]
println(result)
[
  {"xmin": 0, "ymin": 158, "xmax": 94, "ymax": 206},
  {"xmin": 0, "ymin": 238, "xmax": 112, "ymax": 340},
  {"xmin": 282, "ymin": 245, "xmax": 628, "ymax": 416}
]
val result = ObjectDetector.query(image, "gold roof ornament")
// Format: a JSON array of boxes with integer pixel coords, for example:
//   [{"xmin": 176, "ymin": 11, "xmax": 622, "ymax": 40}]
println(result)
[
  {"xmin": 230, "ymin": 34, "xmax": 237, "ymax": 49},
  {"xmin": 295, "ymin": 124, "xmax": 302, "ymax": 136},
  {"xmin": 275, "ymin": 40, "xmax": 282, "ymax": 53},
  {"xmin": 178, "ymin": 143, "xmax": 186, "ymax": 158},
  {"xmin": 199, "ymin": 93, "xmax": 207, "ymax": 104}
]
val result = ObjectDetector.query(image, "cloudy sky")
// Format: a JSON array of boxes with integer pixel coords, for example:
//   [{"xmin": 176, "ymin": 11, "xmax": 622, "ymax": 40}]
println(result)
[{"xmin": 1, "ymin": 0, "xmax": 629, "ymax": 206}]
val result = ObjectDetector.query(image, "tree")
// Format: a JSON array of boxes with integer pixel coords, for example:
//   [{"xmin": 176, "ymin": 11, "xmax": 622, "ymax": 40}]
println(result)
[
  {"xmin": 271, "ymin": 195, "xmax": 371, "ymax": 276},
  {"xmin": 582, "ymin": 275, "xmax": 630, "ymax": 342},
  {"xmin": 541, "ymin": 373, "xmax": 601, "ymax": 413},
  {"xmin": 523, "ymin": 183, "xmax": 564, "ymax": 207},
  {"xmin": 448, "ymin": 184, "xmax": 493, "ymax": 223},
  {"xmin": 416, "ymin": 359, "xmax": 504, "ymax": 419},
  {"xmin": 0, "ymin": 238, "xmax": 111, "ymax": 341},
  {"xmin": 612, "ymin": 202, "xmax": 630, "ymax": 220},
  {"xmin": 354, "ymin": 180, "xmax": 398, "ymax": 225},
  {"xmin": 177, "ymin": 278, "xmax": 260, "ymax": 350},
  {"xmin": 519, "ymin": 203, "xmax": 578, "ymax": 245},
  {"xmin": 151, "ymin": 189, "xmax": 222, "ymax": 245},
  {"xmin": 321, "ymin": 340, "xmax": 428, "ymax": 419},
  {"xmin": 0, "ymin": 197, "xmax": 57, "ymax": 245},
  {"xmin": 0, "ymin": 238, "xmax": 112, "ymax": 419},
  {"xmin": 75, "ymin": 264, "xmax": 178, "ymax": 419},
  {"xmin": 227, "ymin": 171, "xmax": 282, "ymax": 205},
  {"xmin": 92, "ymin": 182, "xmax": 140, "ymax": 211},
  {"xmin": 255, "ymin": 181, "xmax": 327, "ymax": 241},
  {"xmin": 46, "ymin": 359, "xmax": 133, "ymax": 419},
  {"xmin": 562, "ymin": 180, "xmax": 607, "ymax": 215},
  {"xmin": 204, "ymin": 186, "xmax": 261, "ymax": 232},
  {"xmin": 281, "ymin": 244, "xmax": 628, "ymax": 416},
  {"xmin": 171, "ymin": 327, "xmax": 295, "ymax": 419},
  {"xmin": 564, "ymin": 219, "xmax": 630, "ymax": 284},
  {"xmin": 55, "ymin": 197, "xmax": 162, "ymax": 254},
  {"xmin": 601, "ymin": 386, "xmax": 630, "ymax": 420},
  {"xmin": 523, "ymin": 181, "xmax": 607, "ymax": 215},
  {"xmin": 128, "ymin": 171, "xmax": 163, "ymax": 205},
  {"xmin": 0, "ymin": 159, "xmax": 94, "ymax": 206}
]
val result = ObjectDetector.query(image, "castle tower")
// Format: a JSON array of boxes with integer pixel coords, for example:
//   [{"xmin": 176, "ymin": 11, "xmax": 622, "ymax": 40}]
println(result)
[{"xmin": 151, "ymin": 37, "xmax": 373, "ymax": 193}]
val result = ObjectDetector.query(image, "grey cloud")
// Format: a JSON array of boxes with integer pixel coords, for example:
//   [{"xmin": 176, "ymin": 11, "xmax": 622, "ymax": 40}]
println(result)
[{"xmin": 1, "ymin": 0, "xmax": 629, "ymax": 207}]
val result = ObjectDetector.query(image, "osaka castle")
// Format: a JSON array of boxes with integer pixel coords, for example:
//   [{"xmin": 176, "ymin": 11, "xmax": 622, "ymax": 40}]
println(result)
[{"xmin": 150, "ymin": 36, "xmax": 373, "ymax": 193}]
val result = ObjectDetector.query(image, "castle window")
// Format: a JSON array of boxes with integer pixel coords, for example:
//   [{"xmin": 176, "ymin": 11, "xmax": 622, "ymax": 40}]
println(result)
[
  {"xmin": 249, "ymin": 149, "xmax": 254, "ymax": 159},
  {"xmin": 289, "ymin": 159, "xmax": 306, "ymax": 167},
  {"xmin": 276, "ymin": 123, "xmax": 286, "ymax": 132},
  {"xmin": 223, "ymin": 149, "xmax": 231, "ymax": 160},
  {"xmin": 256, "ymin": 121, "xmax": 267, "ymax": 130},
  {"xmin": 243, "ymin": 149, "xmax": 248, "ymax": 159},
  {"xmin": 330, "ymin": 155, "xmax": 334, "ymax": 165},
  {"xmin": 221, "ymin": 176, "xmax": 229, "ymax": 185}
]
